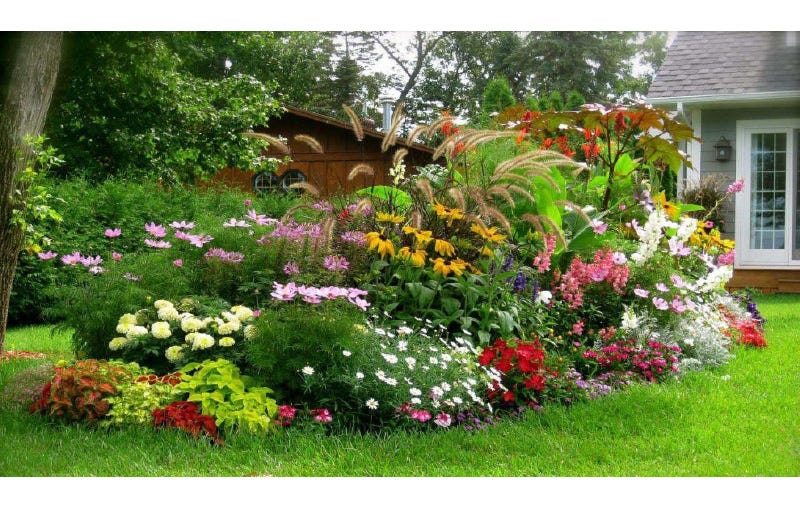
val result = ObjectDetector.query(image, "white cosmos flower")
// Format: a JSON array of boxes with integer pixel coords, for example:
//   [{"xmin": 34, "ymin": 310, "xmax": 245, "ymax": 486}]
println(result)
[
  {"xmin": 366, "ymin": 398, "xmax": 379, "ymax": 410},
  {"xmin": 410, "ymin": 388, "xmax": 422, "ymax": 396},
  {"xmin": 301, "ymin": 366, "xmax": 315, "ymax": 376},
  {"xmin": 342, "ymin": 350, "xmax": 352, "ymax": 357},
  {"xmin": 355, "ymin": 372, "xmax": 364, "ymax": 379},
  {"xmin": 382, "ymin": 353, "xmax": 398, "ymax": 364}
]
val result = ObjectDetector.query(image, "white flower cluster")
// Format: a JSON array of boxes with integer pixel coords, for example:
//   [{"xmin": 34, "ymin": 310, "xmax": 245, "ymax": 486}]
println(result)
[
  {"xmin": 108, "ymin": 300, "xmax": 257, "ymax": 364},
  {"xmin": 629, "ymin": 208, "xmax": 678, "ymax": 265}
]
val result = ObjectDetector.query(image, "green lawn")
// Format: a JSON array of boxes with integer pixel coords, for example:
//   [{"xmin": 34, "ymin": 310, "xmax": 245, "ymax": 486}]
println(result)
[{"xmin": 1, "ymin": 294, "xmax": 798, "ymax": 477}]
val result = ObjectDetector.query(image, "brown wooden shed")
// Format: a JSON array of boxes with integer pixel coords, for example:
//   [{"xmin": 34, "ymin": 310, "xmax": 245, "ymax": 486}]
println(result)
[{"xmin": 214, "ymin": 105, "xmax": 441, "ymax": 197}]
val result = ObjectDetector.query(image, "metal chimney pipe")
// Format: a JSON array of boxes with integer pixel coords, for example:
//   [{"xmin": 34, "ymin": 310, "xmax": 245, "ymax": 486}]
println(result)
[{"xmin": 380, "ymin": 95, "xmax": 394, "ymax": 131}]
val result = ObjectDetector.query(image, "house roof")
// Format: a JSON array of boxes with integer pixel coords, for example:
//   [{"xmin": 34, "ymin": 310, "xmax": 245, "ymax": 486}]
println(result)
[
  {"xmin": 647, "ymin": 32, "xmax": 800, "ymax": 107},
  {"xmin": 281, "ymin": 105, "xmax": 436, "ymax": 155}
]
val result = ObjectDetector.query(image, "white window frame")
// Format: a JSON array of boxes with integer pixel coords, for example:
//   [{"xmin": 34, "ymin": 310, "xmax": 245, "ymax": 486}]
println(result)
[{"xmin": 735, "ymin": 118, "xmax": 800, "ymax": 268}]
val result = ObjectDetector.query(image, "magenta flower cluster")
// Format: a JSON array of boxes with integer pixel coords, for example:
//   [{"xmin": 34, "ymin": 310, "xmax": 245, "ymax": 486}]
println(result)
[
  {"xmin": 204, "ymin": 248, "xmax": 245, "ymax": 264},
  {"xmin": 556, "ymin": 248, "xmax": 630, "ymax": 309}
]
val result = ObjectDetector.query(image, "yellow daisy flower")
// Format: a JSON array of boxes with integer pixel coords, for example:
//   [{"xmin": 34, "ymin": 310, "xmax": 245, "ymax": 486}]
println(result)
[
  {"xmin": 652, "ymin": 192, "xmax": 680, "ymax": 221},
  {"xmin": 365, "ymin": 231, "xmax": 396, "ymax": 259},
  {"xmin": 402, "ymin": 226, "xmax": 433, "ymax": 246},
  {"xmin": 432, "ymin": 201, "xmax": 464, "ymax": 224},
  {"xmin": 398, "ymin": 247, "xmax": 427, "ymax": 267},
  {"xmin": 470, "ymin": 223, "xmax": 506, "ymax": 243},
  {"xmin": 376, "ymin": 212, "xmax": 405, "ymax": 223},
  {"xmin": 434, "ymin": 238, "xmax": 456, "ymax": 257},
  {"xmin": 432, "ymin": 257, "xmax": 468, "ymax": 277}
]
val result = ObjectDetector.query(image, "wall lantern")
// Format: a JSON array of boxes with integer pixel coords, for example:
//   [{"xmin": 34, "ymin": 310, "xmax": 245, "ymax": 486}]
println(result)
[{"xmin": 714, "ymin": 136, "xmax": 732, "ymax": 162}]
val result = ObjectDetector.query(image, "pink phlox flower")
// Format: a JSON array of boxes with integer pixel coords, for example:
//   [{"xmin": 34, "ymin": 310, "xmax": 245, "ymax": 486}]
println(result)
[
  {"xmin": 633, "ymin": 288, "xmax": 649, "ymax": 298},
  {"xmin": 104, "ymin": 228, "xmax": 122, "ymax": 238},
  {"xmin": 173, "ymin": 259, "xmax": 183, "ymax": 267},
  {"xmin": 283, "ymin": 262, "xmax": 300, "ymax": 276},
  {"xmin": 572, "ymin": 321, "xmax": 585, "ymax": 335},
  {"xmin": 310, "ymin": 408, "xmax": 332, "ymax": 423},
  {"xmin": 410, "ymin": 409, "xmax": 432, "ymax": 423},
  {"xmin": 717, "ymin": 250, "xmax": 735, "ymax": 266},
  {"xmin": 652, "ymin": 297, "xmax": 669, "ymax": 311},
  {"xmin": 145, "ymin": 239, "xmax": 172, "ymax": 249},
  {"xmin": 271, "ymin": 282, "xmax": 298, "ymax": 301},
  {"xmin": 112, "ymin": 252, "xmax": 122, "ymax": 262},
  {"xmin": 37, "ymin": 251, "xmax": 58, "ymax": 260},
  {"xmin": 726, "ymin": 179, "xmax": 744, "ymax": 194},
  {"xmin": 144, "ymin": 222, "xmax": 166, "ymax": 238},
  {"xmin": 434, "ymin": 412, "xmax": 452, "ymax": 427},
  {"xmin": 590, "ymin": 219, "xmax": 608, "ymax": 234},
  {"xmin": 252, "ymin": 309, "xmax": 261, "ymax": 318},
  {"xmin": 323, "ymin": 255, "xmax": 349, "ymax": 271},
  {"xmin": 223, "ymin": 218, "xmax": 249, "ymax": 228},
  {"xmin": 169, "ymin": 220, "xmax": 195, "ymax": 230},
  {"xmin": 655, "ymin": 282, "xmax": 669, "ymax": 292}
]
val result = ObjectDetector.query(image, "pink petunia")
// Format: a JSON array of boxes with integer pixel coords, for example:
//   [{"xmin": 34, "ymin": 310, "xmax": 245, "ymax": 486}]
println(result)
[
  {"xmin": 173, "ymin": 259, "xmax": 183, "ymax": 267},
  {"xmin": 104, "ymin": 228, "xmax": 122, "ymax": 238},
  {"xmin": 410, "ymin": 409, "xmax": 432, "ymax": 423},
  {"xmin": 112, "ymin": 252, "xmax": 122, "ymax": 261},
  {"xmin": 717, "ymin": 250, "xmax": 735, "ymax": 266}
]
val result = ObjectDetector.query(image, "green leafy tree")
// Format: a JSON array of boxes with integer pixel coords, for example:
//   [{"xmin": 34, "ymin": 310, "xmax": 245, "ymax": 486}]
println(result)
[{"xmin": 46, "ymin": 32, "xmax": 283, "ymax": 183}]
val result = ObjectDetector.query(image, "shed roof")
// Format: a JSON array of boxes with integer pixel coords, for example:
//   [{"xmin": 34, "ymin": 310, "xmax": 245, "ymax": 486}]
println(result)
[{"xmin": 647, "ymin": 32, "xmax": 800, "ymax": 102}]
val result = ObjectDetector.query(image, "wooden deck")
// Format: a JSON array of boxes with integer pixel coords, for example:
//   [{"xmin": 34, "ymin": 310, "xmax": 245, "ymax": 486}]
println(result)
[{"xmin": 727, "ymin": 269, "xmax": 800, "ymax": 293}]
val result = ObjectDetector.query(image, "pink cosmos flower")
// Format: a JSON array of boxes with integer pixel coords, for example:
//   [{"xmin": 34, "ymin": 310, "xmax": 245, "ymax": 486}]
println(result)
[
  {"xmin": 173, "ymin": 259, "xmax": 183, "ymax": 267},
  {"xmin": 186, "ymin": 234, "xmax": 213, "ymax": 248},
  {"xmin": 434, "ymin": 412, "xmax": 452, "ymax": 427},
  {"xmin": 271, "ymin": 282, "xmax": 298, "ymax": 301},
  {"xmin": 144, "ymin": 222, "xmax": 166, "ymax": 238},
  {"xmin": 169, "ymin": 220, "xmax": 195, "ymax": 230},
  {"xmin": 633, "ymin": 288, "xmax": 649, "ymax": 298},
  {"xmin": 655, "ymin": 282, "xmax": 669, "ymax": 292},
  {"xmin": 61, "ymin": 251, "xmax": 83, "ymax": 265},
  {"xmin": 727, "ymin": 179, "xmax": 744, "ymax": 194},
  {"xmin": 244, "ymin": 199, "xmax": 252, "ymax": 207},
  {"xmin": 223, "ymin": 218, "xmax": 249, "ymax": 228},
  {"xmin": 668, "ymin": 237, "xmax": 691, "ymax": 256},
  {"xmin": 590, "ymin": 219, "xmax": 608, "ymax": 234},
  {"xmin": 671, "ymin": 296, "xmax": 687, "ymax": 314},
  {"xmin": 618, "ymin": 203, "xmax": 627, "ymax": 211},
  {"xmin": 297, "ymin": 285, "xmax": 323, "ymax": 304},
  {"xmin": 104, "ymin": 228, "xmax": 122, "ymax": 238},
  {"xmin": 112, "ymin": 252, "xmax": 122, "ymax": 261},
  {"xmin": 612, "ymin": 252, "xmax": 627, "ymax": 265},
  {"xmin": 37, "ymin": 251, "xmax": 58, "ymax": 260},
  {"xmin": 145, "ymin": 239, "xmax": 172, "ymax": 249},
  {"xmin": 252, "ymin": 309, "xmax": 261, "ymax": 318},
  {"xmin": 246, "ymin": 209, "xmax": 277, "ymax": 226},
  {"xmin": 652, "ymin": 297, "xmax": 669, "ymax": 311},
  {"xmin": 283, "ymin": 261, "xmax": 300, "ymax": 275},
  {"xmin": 670, "ymin": 274, "xmax": 685, "ymax": 288}
]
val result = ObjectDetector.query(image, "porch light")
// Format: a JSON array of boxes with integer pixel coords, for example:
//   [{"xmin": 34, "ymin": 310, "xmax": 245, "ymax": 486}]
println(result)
[{"xmin": 714, "ymin": 136, "xmax": 732, "ymax": 162}]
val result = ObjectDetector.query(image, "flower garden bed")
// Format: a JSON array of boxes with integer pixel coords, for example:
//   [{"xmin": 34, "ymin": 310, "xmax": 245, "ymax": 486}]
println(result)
[{"xmin": 14, "ymin": 105, "xmax": 771, "ymax": 445}]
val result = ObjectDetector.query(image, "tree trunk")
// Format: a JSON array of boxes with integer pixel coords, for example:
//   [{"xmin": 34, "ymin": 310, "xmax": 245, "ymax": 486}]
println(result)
[{"xmin": 0, "ymin": 32, "xmax": 63, "ymax": 353}]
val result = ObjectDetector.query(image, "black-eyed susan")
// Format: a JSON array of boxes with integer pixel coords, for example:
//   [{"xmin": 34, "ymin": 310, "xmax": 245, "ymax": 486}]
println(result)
[
  {"xmin": 470, "ymin": 223, "xmax": 507, "ymax": 243},
  {"xmin": 434, "ymin": 238, "xmax": 456, "ymax": 258},
  {"xmin": 402, "ymin": 226, "xmax": 433, "ymax": 246},
  {"xmin": 432, "ymin": 257, "xmax": 468, "ymax": 277},
  {"xmin": 432, "ymin": 200, "xmax": 464, "ymax": 224},
  {"xmin": 398, "ymin": 246, "xmax": 427, "ymax": 267},
  {"xmin": 652, "ymin": 192, "xmax": 680, "ymax": 221},
  {"xmin": 376, "ymin": 212, "xmax": 406, "ymax": 224},
  {"xmin": 365, "ymin": 230, "xmax": 395, "ymax": 259}
]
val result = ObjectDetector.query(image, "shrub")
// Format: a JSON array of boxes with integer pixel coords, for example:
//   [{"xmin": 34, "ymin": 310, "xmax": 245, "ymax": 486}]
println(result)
[
  {"xmin": 30, "ymin": 359, "xmax": 144, "ymax": 423},
  {"xmin": 175, "ymin": 358, "xmax": 278, "ymax": 435},
  {"xmin": 102, "ymin": 377, "xmax": 181, "ymax": 428}
]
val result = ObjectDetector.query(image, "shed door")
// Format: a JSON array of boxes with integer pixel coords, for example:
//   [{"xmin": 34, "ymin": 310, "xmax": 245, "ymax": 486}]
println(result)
[{"xmin": 736, "ymin": 120, "xmax": 800, "ymax": 266}]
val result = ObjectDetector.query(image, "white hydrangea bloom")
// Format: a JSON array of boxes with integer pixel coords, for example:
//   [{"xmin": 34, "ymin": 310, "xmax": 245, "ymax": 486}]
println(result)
[
  {"xmin": 219, "ymin": 336, "xmax": 236, "ymax": 347},
  {"xmin": 165, "ymin": 345, "xmax": 185, "ymax": 363},
  {"xmin": 108, "ymin": 337, "xmax": 130, "ymax": 351},
  {"xmin": 125, "ymin": 325, "xmax": 149, "ymax": 340},
  {"xmin": 153, "ymin": 299, "xmax": 173, "ymax": 310},
  {"xmin": 185, "ymin": 332, "xmax": 198, "ymax": 344},
  {"xmin": 243, "ymin": 325, "xmax": 258, "ymax": 340},
  {"xmin": 157, "ymin": 306, "xmax": 180, "ymax": 322},
  {"xmin": 218, "ymin": 319, "xmax": 241, "ymax": 335},
  {"xmin": 191, "ymin": 333, "xmax": 215, "ymax": 350},
  {"xmin": 231, "ymin": 305, "xmax": 254, "ymax": 322},
  {"xmin": 181, "ymin": 316, "xmax": 205, "ymax": 333},
  {"xmin": 151, "ymin": 321, "xmax": 172, "ymax": 339}
]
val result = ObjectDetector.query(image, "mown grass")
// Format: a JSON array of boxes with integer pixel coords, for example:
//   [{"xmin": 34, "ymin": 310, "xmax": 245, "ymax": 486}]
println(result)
[{"xmin": 0, "ymin": 294, "xmax": 798, "ymax": 477}]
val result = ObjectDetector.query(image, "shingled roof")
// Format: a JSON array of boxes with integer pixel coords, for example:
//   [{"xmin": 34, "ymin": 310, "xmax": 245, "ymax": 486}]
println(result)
[{"xmin": 648, "ymin": 32, "xmax": 800, "ymax": 101}]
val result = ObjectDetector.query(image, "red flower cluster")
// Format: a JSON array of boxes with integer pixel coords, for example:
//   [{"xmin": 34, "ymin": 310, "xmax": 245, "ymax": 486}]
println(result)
[
  {"xmin": 581, "ymin": 126, "xmax": 602, "ymax": 164},
  {"xmin": 583, "ymin": 339, "xmax": 680, "ymax": 383},
  {"xmin": 153, "ymin": 401, "xmax": 222, "ymax": 444},
  {"xmin": 136, "ymin": 372, "xmax": 182, "ymax": 387},
  {"xmin": 726, "ymin": 317, "xmax": 768, "ymax": 348},
  {"xmin": 479, "ymin": 338, "xmax": 547, "ymax": 405},
  {"xmin": 276, "ymin": 405, "xmax": 298, "ymax": 426}
]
